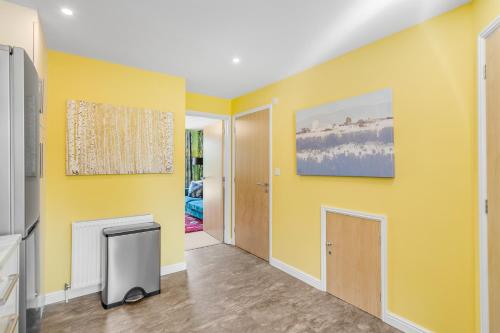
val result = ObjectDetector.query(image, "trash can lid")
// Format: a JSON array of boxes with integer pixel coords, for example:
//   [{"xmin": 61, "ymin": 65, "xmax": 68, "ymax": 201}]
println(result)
[{"xmin": 103, "ymin": 222, "xmax": 160, "ymax": 237}]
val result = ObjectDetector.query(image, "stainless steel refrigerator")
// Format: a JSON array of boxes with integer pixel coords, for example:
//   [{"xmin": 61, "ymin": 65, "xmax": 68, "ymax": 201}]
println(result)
[{"xmin": 0, "ymin": 45, "xmax": 42, "ymax": 333}]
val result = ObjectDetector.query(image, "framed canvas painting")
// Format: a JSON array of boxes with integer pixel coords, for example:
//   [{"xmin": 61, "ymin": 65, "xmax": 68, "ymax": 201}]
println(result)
[
  {"xmin": 66, "ymin": 100, "xmax": 174, "ymax": 175},
  {"xmin": 295, "ymin": 89, "xmax": 394, "ymax": 177}
]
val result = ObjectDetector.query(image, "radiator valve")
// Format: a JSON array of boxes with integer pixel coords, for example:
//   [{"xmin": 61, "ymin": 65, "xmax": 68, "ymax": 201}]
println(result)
[{"xmin": 64, "ymin": 283, "xmax": 70, "ymax": 303}]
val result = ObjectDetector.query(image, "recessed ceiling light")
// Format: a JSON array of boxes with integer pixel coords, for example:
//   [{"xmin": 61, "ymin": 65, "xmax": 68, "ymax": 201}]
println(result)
[
  {"xmin": 61, "ymin": 7, "xmax": 74, "ymax": 16},
  {"xmin": 232, "ymin": 57, "xmax": 241, "ymax": 64}
]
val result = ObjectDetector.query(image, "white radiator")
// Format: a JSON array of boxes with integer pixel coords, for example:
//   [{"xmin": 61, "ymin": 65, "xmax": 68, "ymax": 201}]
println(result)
[{"xmin": 71, "ymin": 214, "xmax": 154, "ymax": 291}]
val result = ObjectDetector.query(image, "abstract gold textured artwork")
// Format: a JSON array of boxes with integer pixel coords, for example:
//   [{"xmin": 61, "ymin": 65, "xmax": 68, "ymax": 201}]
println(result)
[{"xmin": 66, "ymin": 100, "xmax": 174, "ymax": 175}]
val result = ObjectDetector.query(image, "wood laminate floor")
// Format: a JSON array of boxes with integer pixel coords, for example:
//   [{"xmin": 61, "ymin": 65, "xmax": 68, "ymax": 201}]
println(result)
[{"xmin": 41, "ymin": 244, "xmax": 400, "ymax": 333}]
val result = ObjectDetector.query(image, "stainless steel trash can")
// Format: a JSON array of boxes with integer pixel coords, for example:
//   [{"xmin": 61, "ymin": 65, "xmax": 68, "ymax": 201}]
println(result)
[{"xmin": 101, "ymin": 222, "xmax": 161, "ymax": 309}]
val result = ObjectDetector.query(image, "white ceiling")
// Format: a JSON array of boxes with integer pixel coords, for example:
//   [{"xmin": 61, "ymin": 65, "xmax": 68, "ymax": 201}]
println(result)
[
  {"xmin": 9, "ymin": 0, "xmax": 469, "ymax": 98},
  {"xmin": 186, "ymin": 116, "xmax": 221, "ymax": 130}
]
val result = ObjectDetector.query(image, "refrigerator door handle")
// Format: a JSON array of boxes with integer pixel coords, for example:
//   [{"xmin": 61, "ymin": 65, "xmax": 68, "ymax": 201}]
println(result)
[{"xmin": 22, "ymin": 218, "xmax": 39, "ymax": 240}]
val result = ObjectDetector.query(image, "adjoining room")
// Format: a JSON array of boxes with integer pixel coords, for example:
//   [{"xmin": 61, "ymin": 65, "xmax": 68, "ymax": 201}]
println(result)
[{"xmin": 184, "ymin": 114, "xmax": 226, "ymax": 251}]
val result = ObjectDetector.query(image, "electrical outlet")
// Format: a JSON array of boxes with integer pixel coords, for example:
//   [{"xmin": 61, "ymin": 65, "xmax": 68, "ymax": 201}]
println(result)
[{"xmin": 274, "ymin": 168, "xmax": 281, "ymax": 176}]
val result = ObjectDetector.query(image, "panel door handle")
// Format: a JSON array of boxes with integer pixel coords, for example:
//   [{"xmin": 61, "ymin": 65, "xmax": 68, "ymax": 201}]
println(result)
[{"xmin": 256, "ymin": 182, "xmax": 269, "ymax": 193}]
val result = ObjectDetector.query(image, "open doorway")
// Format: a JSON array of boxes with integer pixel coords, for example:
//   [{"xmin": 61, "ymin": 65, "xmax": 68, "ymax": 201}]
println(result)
[{"xmin": 185, "ymin": 112, "xmax": 230, "ymax": 250}]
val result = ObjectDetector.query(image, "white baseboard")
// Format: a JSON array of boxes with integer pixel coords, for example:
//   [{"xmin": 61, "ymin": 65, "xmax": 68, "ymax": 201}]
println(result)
[
  {"xmin": 160, "ymin": 261, "xmax": 187, "ymax": 276},
  {"xmin": 44, "ymin": 290, "xmax": 66, "ymax": 306},
  {"xmin": 44, "ymin": 261, "xmax": 187, "ymax": 306},
  {"xmin": 44, "ymin": 284, "xmax": 109, "ymax": 305},
  {"xmin": 384, "ymin": 312, "xmax": 433, "ymax": 333},
  {"xmin": 270, "ymin": 257, "xmax": 322, "ymax": 290}
]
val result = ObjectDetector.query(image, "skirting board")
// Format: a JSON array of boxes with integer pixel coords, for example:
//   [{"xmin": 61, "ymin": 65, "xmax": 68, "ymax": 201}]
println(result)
[
  {"xmin": 160, "ymin": 262, "xmax": 187, "ymax": 276},
  {"xmin": 270, "ymin": 256, "xmax": 433, "ymax": 333},
  {"xmin": 269, "ymin": 257, "xmax": 322, "ymax": 290},
  {"xmin": 44, "ymin": 262, "xmax": 187, "ymax": 306},
  {"xmin": 384, "ymin": 312, "xmax": 433, "ymax": 333}
]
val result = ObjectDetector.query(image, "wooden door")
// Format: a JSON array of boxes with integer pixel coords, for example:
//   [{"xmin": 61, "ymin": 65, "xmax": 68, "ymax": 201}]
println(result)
[
  {"xmin": 487, "ymin": 26, "xmax": 500, "ymax": 333},
  {"xmin": 234, "ymin": 109, "xmax": 270, "ymax": 261},
  {"xmin": 203, "ymin": 121, "xmax": 224, "ymax": 242},
  {"xmin": 326, "ymin": 212, "xmax": 381, "ymax": 318}
]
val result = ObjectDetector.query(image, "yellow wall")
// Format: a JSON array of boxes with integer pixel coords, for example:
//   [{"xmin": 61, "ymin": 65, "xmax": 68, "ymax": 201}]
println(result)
[
  {"xmin": 474, "ymin": 0, "xmax": 500, "ymax": 31},
  {"xmin": 233, "ymin": 4, "xmax": 477, "ymax": 332},
  {"xmin": 186, "ymin": 91, "xmax": 231, "ymax": 115},
  {"xmin": 45, "ymin": 51, "xmax": 186, "ymax": 293}
]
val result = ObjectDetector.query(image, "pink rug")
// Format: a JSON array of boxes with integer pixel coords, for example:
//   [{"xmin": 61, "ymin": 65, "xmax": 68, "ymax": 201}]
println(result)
[{"xmin": 185, "ymin": 214, "xmax": 203, "ymax": 233}]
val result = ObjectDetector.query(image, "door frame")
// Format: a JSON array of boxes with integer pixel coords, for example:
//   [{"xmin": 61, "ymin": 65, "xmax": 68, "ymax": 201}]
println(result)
[
  {"xmin": 232, "ymin": 104, "xmax": 273, "ymax": 256},
  {"xmin": 320, "ymin": 206, "xmax": 388, "ymax": 321},
  {"xmin": 186, "ymin": 110, "xmax": 232, "ymax": 244},
  {"xmin": 478, "ymin": 16, "xmax": 500, "ymax": 333}
]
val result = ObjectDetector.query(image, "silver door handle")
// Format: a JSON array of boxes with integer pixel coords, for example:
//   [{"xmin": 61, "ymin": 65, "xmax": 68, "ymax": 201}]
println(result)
[
  {"xmin": 0, "ymin": 275, "xmax": 18, "ymax": 305},
  {"xmin": 256, "ymin": 182, "xmax": 269, "ymax": 187},
  {"xmin": 326, "ymin": 242, "xmax": 333, "ymax": 247}
]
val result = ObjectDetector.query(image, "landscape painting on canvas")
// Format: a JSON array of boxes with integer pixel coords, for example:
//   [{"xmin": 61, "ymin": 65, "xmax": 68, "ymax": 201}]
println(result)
[{"xmin": 296, "ymin": 89, "xmax": 394, "ymax": 177}]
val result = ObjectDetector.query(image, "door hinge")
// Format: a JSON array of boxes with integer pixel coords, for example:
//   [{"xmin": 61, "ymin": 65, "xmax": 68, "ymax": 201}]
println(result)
[
  {"xmin": 486, "ymin": 199, "xmax": 489, "ymax": 214},
  {"xmin": 484, "ymin": 64, "xmax": 487, "ymax": 80}
]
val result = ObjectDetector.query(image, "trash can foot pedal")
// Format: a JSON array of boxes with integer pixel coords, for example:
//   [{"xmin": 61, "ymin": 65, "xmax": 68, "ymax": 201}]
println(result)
[
  {"xmin": 124, "ymin": 287, "xmax": 146, "ymax": 303},
  {"xmin": 125, "ymin": 294, "xmax": 144, "ymax": 303}
]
